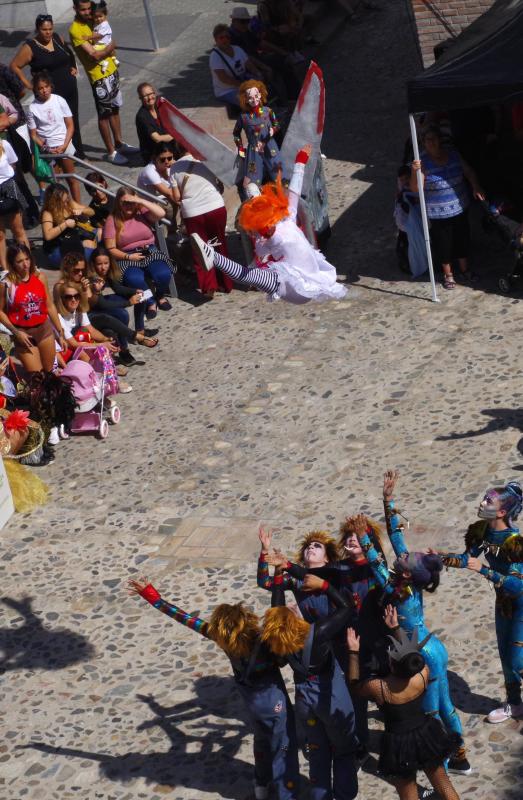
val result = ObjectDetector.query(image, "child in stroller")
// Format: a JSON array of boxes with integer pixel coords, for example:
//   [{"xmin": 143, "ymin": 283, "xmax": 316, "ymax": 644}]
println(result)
[{"xmin": 61, "ymin": 348, "xmax": 121, "ymax": 439}]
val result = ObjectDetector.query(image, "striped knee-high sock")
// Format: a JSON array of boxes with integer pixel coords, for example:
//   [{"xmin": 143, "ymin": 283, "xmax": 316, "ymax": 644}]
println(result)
[{"xmin": 214, "ymin": 252, "xmax": 279, "ymax": 295}]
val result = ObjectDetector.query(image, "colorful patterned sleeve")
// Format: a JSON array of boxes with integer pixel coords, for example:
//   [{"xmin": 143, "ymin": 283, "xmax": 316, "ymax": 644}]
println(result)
[
  {"xmin": 479, "ymin": 565, "xmax": 523, "ymax": 596},
  {"xmin": 269, "ymin": 108, "xmax": 280, "ymax": 133},
  {"xmin": 138, "ymin": 583, "xmax": 210, "ymax": 638},
  {"xmin": 257, "ymin": 553, "xmax": 294, "ymax": 592},
  {"xmin": 233, "ymin": 115, "xmax": 243, "ymax": 146},
  {"xmin": 384, "ymin": 498, "xmax": 409, "ymax": 557},
  {"xmin": 359, "ymin": 532, "xmax": 393, "ymax": 596}
]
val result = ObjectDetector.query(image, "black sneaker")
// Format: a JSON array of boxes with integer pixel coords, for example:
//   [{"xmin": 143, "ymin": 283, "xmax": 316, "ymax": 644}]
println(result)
[
  {"xmin": 119, "ymin": 350, "xmax": 138, "ymax": 367},
  {"xmin": 448, "ymin": 755, "xmax": 472, "ymax": 775}
]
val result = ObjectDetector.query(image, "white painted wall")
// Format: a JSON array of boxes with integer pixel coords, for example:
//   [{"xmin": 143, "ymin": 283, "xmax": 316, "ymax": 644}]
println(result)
[{"xmin": 0, "ymin": 0, "xmax": 73, "ymax": 29}]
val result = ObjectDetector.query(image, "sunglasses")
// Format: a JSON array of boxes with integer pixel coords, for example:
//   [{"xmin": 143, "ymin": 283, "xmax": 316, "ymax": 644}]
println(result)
[
  {"xmin": 158, "ymin": 155, "xmax": 174, "ymax": 163},
  {"xmin": 63, "ymin": 293, "xmax": 80, "ymax": 300},
  {"xmin": 71, "ymin": 266, "xmax": 85, "ymax": 272}
]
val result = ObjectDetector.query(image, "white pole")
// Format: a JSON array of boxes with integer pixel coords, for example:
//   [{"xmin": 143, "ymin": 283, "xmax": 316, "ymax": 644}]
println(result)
[
  {"xmin": 409, "ymin": 113, "xmax": 439, "ymax": 303},
  {"xmin": 143, "ymin": 0, "xmax": 160, "ymax": 51}
]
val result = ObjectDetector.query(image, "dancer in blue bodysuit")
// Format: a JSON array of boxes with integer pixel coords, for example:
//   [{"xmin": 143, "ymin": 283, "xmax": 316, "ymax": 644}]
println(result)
[
  {"xmin": 378, "ymin": 471, "xmax": 470, "ymax": 775},
  {"xmin": 441, "ymin": 480, "xmax": 523, "ymax": 724}
]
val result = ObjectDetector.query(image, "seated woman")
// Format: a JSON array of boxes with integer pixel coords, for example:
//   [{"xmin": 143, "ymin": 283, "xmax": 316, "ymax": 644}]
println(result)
[
  {"xmin": 41, "ymin": 183, "xmax": 97, "ymax": 269},
  {"xmin": 347, "ymin": 614, "xmax": 460, "ymax": 800},
  {"xmin": 0, "ymin": 243, "xmax": 66, "ymax": 373},
  {"xmin": 137, "ymin": 142, "xmax": 179, "ymax": 222},
  {"xmin": 53, "ymin": 251, "xmax": 92, "ymax": 307},
  {"xmin": 84, "ymin": 172, "xmax": 114, "ymax": 229},
  {"xmin": 135, "ymin": 83, "xmax": 175, "ymax": 165},
  {"xmin": 103, "ymin": 187, "xmax": 177, "ymax": 318},
  {"xmin": 88, "ymin": 247, "xmax": 158, "ymax": 365},
  {"xmin": 55, "ymin": 280, "xmax": 118, "ymax": 362}
]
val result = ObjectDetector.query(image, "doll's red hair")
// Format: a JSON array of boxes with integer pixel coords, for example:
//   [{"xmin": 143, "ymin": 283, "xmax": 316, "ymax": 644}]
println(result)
[{"xmin": 238, "ymin": 173, "xmax": 289, "ymax": 233}]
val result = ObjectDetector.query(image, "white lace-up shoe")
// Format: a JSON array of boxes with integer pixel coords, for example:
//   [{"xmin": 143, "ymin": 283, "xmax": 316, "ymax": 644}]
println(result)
[
  {"xmin": 487, "ymin": 702, "xmax": 523, "ymax": 723},
  {"xmin": 190, "ymin": 233, "xmax": 215, "ymax": 272}
]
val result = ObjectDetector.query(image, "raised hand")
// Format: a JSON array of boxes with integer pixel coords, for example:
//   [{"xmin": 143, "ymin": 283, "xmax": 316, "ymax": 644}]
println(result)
[
  {"xmin": 128, "ymin": 577, "xmax": 149, "ymax": 596},
  {"xmin": 258, "ymin": 524, "xmax": 273, "ymax": 553},
  {"xmin": 383, "ymin": 604, "xmax": 399, "ymax": 629},
  {"xmin": 266, "ymin": 551, "xmax": 288, "ymax": 568},
  {"xmin": 347, "ymin": 627, "xmax": 360, "ymax": 651},
  {"xmin": 383, "ymin": 469, "xmax": 399, "ymax": 501},
  {"xmin": 352, "ymin": 513, "xmax": 368, "ymax": 540},
  {"xmin": 466, "ymin": 556, "xmax": 483, "ymax": 573}
]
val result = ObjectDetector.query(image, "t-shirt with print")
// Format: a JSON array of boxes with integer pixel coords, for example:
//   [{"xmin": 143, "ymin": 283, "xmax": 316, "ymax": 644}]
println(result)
[
  {"xmin": 60, "ymin": 310, "xmax": 90, "ymax": 340},
  {"xmin": 209, "ymin": 46, "xmax": 248, "ymax": 98},
  {"xmin": 69, "ymin": 19, "xmax": 117, "ymax": 84},
  {"xmin": 27, "ymin": 94, "xmax": 72, "ymax": 148},
  {"xmin": 0, "ymin": 140, "xmax": 17, "ymax": 184}
]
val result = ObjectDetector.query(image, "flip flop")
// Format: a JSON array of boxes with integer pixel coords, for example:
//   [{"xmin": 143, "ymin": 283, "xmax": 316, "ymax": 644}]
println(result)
[{"xmin": 136, "ymin": 335, "xmax": 159, "ymax": 348}]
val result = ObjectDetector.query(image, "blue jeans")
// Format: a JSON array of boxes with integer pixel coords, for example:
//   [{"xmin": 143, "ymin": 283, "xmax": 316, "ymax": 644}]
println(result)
[
  {"xmin": 45, "ymin": 242, "xmax": 95, "ymax": 269},
  {"xmin": 122, "ymin": 266, "xmax": 168, "ymax": 331}
]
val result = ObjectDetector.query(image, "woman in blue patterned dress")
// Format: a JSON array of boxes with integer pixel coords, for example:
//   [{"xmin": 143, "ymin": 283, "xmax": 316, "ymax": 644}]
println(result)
[{"xmin": 410, "ymin": 125, "xmax": 484, "ymax": 290}]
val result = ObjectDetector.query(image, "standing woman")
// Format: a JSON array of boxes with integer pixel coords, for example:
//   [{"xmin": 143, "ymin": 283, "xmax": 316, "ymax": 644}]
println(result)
[
  {"xmin": 135, "ymin": 83, "xmax": 174, "ymax": 165},
  {"xmin": 0, "ymin": 243, "xmax": 66, "ymax": 373},
  {"xmin": 9, "ymin": 14, "xmax": 85, "ymax": 158},
  {"xmin": 0, "ymin": 138, "xmax": 30, "ymax": 269},
  {"xmin": 27, "ymin": 71, "xmax": 80, "ymax": 203},
  {"xmin": 411, "ymin": 125, "xmax": 484, "ymax": 290}
]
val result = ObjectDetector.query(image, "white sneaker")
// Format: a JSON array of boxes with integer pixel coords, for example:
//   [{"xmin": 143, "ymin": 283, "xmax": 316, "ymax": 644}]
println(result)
[
  {"xmin": 487, "ymin": 702, "xmax": 523, "ymax": 723},
  {"xmin": 48, "ymin": 426, "xmax": 60, "ymax": 445},
  {"xmin": 117, "ymin": 141, "xmax": 140, "ymax": 154},
  {"xmin": 105, "ymin": 150, "xmax": 128, "ymax": 165},
  {"xmin": 190, "ymin": 233, "xmax": 215, "ymax": 272}
]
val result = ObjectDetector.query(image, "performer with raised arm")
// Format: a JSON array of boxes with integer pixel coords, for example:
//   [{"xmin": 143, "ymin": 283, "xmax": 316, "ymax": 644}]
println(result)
[
  {"xmin": 261, "ymin": 567, "xmax": 358, "ymax": 800},
  {"xmin": 190, "ymin": 145, "xmax": 348, "ymax": 304},
  {"xmin": 347, "ymin": 611, "xmax": 460, "ymax": 800},
  {"xmin": 129, "ymin": 578, "xmax": 300, "ymax": 800},
  {"xmin": 381, "ymin": 471, "xmax": 469, "ymax": 775},
  {"xmin": 440, "ymin": 480, "xmax": 523, "ymax": 724}
]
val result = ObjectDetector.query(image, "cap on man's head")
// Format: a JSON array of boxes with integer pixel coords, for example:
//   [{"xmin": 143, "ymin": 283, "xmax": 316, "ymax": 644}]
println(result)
[{"xmin": 231, "ymin": 7, "xmax": 251, "ymax": 20}]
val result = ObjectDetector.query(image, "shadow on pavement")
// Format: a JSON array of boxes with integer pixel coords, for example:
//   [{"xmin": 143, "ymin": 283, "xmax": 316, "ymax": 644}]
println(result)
[
  {"xmin": 435, "ymin": 409, "xmax": 523, "ymax": 443},
  {"xmin": 0, "ymin": 596, "xmax": 94, "ymax": 673},
  {"xmin": 448, "ymin": 670, "xmax": 499, "ymax": 716}
]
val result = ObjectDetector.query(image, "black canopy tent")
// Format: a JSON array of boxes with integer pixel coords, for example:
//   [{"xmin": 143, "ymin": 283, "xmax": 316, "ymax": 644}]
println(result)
[{"xmin": 407, "ymin": 0, "xmax": 523, "ymax": 113}]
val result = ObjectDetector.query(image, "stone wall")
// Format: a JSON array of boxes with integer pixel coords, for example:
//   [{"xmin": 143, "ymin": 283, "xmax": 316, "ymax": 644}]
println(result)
[{"xmin": 409, "ymin": 0, "xmax": 494, "ymax": 66}]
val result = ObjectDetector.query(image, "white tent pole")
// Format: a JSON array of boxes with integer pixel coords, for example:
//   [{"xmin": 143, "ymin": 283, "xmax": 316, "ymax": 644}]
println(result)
[{"xmin": 409, "ymin": 113, "xmax": 439, "ymax": 303}]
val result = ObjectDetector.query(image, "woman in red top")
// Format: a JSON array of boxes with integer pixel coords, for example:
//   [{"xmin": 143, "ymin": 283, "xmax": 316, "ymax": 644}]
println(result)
[{"xmin": 0, "ymin": 243, "xmax": 66, "ymax": 372}]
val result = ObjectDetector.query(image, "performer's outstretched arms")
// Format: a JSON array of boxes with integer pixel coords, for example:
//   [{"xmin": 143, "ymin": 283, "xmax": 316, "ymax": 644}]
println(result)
[
  {"xmin": 288, "ymin": 145, "xmax": 311, "ymax": 221},
  {"xmin": 129, "ymin": 579, "xmax": 210, "ymax": 638},
  {"xmin": 467, "ymin": 558, "xmax": 523, "ymax": 596},
  {"xmin": 383, "ymin": 469, "xmax": 409, "ymax": 558}
]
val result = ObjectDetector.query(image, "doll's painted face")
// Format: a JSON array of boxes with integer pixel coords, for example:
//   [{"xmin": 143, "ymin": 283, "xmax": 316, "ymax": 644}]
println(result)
[
  {"xmin": 303, "ymin": 541, "xmax": 328, "ymax": 568},
  {"xmin": 246, "ymin": 87, "xmax": 262, "ymax": 108},
  {"xmin": 478, "ymin": 489, "xmax": 501, "ymax": 520}
]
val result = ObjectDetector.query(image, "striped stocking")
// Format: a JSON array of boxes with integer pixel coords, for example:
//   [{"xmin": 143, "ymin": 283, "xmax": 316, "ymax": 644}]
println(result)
[{"xmin": 213, "ymin": 252, "xmax": 279, "ymax": 296}]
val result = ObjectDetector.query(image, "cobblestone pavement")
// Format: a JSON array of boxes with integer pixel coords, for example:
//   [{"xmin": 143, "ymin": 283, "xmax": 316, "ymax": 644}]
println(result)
[{"xmin": 1, "ymin": 1, "xmax": 523, "ymax": 799}]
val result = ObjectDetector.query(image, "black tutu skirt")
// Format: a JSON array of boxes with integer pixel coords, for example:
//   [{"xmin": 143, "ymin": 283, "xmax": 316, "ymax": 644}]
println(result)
[{"xmin": 379, "ymin": 716, "xmax": 460, "ymax": 779}]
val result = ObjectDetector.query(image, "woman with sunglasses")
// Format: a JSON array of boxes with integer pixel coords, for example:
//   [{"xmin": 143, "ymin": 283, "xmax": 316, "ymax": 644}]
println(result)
[
  {"xmin": 0, "ymin": 243, "xmax": 65, "ymax": 373},
  {"xmin": 135, "ymin": 83, "xmax": 174, "ymax": 165},
  {"xmin": 137, "ymin": 142, "xmax": 180, "ymax": 224},
  {"xmin": 53, "ymin": 251, "xmax": 91, "ymax": 306},
  {"xmin": 10, "ymin": 14, "xmax": 84, "ymax": 158},
  {"xmin": 55, "ymin": 282, "xmax": 118, "ymax": 361},
  {"xmin": 103, "ymin": 187, "xmax": 176, "ymax": 318}
]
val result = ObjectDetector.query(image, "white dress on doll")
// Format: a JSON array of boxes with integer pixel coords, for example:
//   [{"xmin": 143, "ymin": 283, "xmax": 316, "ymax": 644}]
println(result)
[{"xmin": 252, "ymin": 162, "xmax": 348, "ymax": 304}]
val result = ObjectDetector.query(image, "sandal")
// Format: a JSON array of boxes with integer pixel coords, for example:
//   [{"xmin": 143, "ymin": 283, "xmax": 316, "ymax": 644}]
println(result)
[
  {"xmin": 459, "ymin": 269, "xmax": 479, "ymax": 284},
  {"xmin": 443, "ymin": 274, "xmax": 456, "ymax": 290},
  {"xmin": 135, "ymin": 334, "xmax": 159, "ymax": 348},
  {"xmin": 157, "ymin": 299, "xmax": 172, "ymax": 311},
  {"xmin": 146, "ymin": 305, "xmax": 157, "ymax": 320}
]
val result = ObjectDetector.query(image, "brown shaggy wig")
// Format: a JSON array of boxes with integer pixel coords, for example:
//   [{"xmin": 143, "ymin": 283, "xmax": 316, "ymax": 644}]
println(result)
[
  {"xmin": 338, "ymin": 516, "xmax": 384, "ymax": 558},
  {"xmin": 238, "ymin": 79, "xmax": 268, "ymax": 112},
  {"xmin": 500, "ymin": 533, "xmax": 523, "ymax": 563},
  {"xmin": 295, "ymin": 530, "xmax": 338, "ymax": 565},
  {"xmin": 261, "ymin": 607, "xmax": 311, "ymax": 656},
  {"xmin": 206, "ymin": 602, "xmax": 260, "ymax": 659}
]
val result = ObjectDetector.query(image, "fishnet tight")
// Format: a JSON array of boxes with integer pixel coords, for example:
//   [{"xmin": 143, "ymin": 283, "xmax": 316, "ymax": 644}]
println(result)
[{"xmin": 393, "ymin": 766, "xmax": 459, "ymax": 800}]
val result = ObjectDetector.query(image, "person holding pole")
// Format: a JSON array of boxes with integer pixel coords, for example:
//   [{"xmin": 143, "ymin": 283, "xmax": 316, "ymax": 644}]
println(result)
[{"xmin": 410, "ymin": 125, "xmax": 484, "ymax": 290}]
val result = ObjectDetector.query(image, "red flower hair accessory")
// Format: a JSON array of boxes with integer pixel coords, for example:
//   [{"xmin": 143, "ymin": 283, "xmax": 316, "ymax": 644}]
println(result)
[{"xmin": 3, "ymin": 409, "xmax": 30, "ymax": 433}]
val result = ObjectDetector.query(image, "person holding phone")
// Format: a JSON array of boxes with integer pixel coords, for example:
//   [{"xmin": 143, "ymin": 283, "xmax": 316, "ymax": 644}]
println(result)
[{"xmin": 0, "ymin": 243, "xmax": 65, "ymax": 373}]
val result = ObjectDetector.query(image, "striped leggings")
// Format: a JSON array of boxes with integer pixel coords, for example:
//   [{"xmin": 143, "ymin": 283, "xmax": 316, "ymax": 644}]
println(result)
[{"xmin": 213, "ymin": 252, "xmax": 279, "ymax": 296}]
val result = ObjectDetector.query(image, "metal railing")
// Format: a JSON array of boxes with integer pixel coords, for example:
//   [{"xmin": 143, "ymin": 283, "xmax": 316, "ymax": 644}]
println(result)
[{"xmin": 42, "ymin": 153, "xmax": 177, "ymax": 298}]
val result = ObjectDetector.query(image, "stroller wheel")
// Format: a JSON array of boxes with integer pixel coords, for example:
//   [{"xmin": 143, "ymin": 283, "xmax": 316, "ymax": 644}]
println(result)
[
  {"xmin": 499, "ymin": 276, "xmax": 511, "ymax": 293},
  {"xmin": 99, "ymin": 419, "xmax": 109, "ymax": 439},
  {"xmin": 110, "ymin": 405, "xmax": 121, "ymax": 424}
]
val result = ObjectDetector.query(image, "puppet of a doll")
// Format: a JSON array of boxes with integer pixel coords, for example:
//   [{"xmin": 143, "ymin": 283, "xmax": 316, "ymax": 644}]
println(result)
[{"xmin": 233, "ymin": 80, "xmax": 284, "ymax": 187}]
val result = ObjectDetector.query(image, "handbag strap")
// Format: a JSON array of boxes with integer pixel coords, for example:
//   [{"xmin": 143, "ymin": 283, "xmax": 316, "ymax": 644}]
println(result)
[
  {"xmin": 211, "ymin": 47, "xmax": 242, "ymax": 80},
  {"xmin": 179, "ymin": 160, "xmax": 195, "ymax": 199}
]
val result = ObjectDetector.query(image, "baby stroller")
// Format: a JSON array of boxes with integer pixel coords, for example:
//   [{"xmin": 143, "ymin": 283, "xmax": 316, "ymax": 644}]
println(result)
[
  {"xmin": 479, "ymin": 200, "xmax": 523, "ymax": 293},
  {"xmin": 61, "ymin": 349, "xmax": 121, "ymax": 439}
]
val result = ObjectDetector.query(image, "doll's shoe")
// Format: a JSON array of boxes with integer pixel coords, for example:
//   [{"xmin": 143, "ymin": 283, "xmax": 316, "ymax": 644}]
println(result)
[
  {"xmin": 487, "ymin": 702, "xmax": 523, "ymax": 723},
  {"xmin": 190, "ymin": 233, "xmax": 215, "ymax": 272},
  {"xmin": 48, "ymin": 427, "xmax": 60, "ymax": 445}
]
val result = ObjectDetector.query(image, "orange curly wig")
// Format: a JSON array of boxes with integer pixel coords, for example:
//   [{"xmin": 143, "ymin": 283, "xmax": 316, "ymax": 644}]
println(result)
[
  {"xmin": 239, "ymin": 79, "xmax": 268, "ymax": 112},
  {"xmin": 338, "ymin": 516, "xmax": 384, "ymax": 557},
  {"xmin": 296, "ymin": 530, "xmax": 339, "ymax": 565},
  {"xmin": 261, "ymin": 607, "xmax": 311, "ymax": 656},
  {"xmin": 238, "ymin": 172, "xmax": 289, "ymax": 233},
  {"xmin": 207, "ymin": 602, "xmax": 260, "ymax": 659}
]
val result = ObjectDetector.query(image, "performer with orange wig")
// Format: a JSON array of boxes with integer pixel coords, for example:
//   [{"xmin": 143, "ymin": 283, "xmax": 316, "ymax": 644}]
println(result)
[
  {"xmin": 191, "ymin": 145, "xmax": 348, "ymax": 304},
  {"xmin": 261, "ymin": 570, "xmax": 358, "ymax": 800},
  {"xmin": 233, "ymin": 80, "xmax": 283, "ymax": 188},
  {"xmin": 129, "ymin": 578, "xmax": 300, "ymax": 800}
]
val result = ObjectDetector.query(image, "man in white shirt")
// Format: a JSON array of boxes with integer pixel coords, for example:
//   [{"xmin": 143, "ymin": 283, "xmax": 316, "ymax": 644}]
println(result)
[{"xmin": 209, "ymin": 24, "xmax": 268, "ymax": 109}]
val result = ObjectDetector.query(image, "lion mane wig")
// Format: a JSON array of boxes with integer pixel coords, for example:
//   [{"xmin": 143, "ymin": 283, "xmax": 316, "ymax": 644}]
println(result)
[
  {"xmin": 296, "ymin": 530, "xmax": 339, "ymax": 565},
  {"xmin": 238, "ymin": 79, "xmax": 268, "ymax": 112},
  {"xmin": 261, "ymin": 607, "xmax": 311, "ymax": 656},
  {"xmin": 207, "ymin": 602, "xmax": 260, "ymax": 659},
  {"xmin": 338, "ymin": 516, "xmax": 384, "ymax": 558},
  {"xmin": 238, "ymin": 172, "xmax": 289, "ymax": 233}
]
